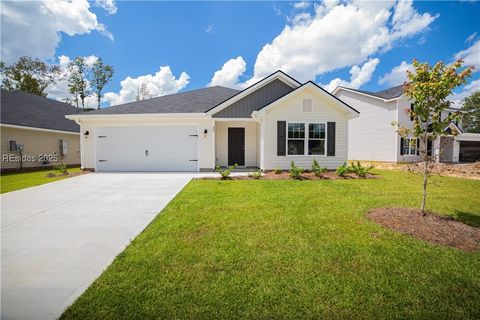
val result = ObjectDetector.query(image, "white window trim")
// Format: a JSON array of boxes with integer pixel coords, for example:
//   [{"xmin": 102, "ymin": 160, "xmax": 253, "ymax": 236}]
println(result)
[
  {"xmin": 403, "ymin": 137, "xmax": 417, "ymax": 156},
  {"xmin": 286, "ymin": 121, "xmax": 327, "ymax": 157}
]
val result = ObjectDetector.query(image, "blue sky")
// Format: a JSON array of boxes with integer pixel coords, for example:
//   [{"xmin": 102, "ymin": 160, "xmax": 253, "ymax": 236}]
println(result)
[{"xmin": 1, "ymin": 1, "xmax": 479, "ymax": 108}]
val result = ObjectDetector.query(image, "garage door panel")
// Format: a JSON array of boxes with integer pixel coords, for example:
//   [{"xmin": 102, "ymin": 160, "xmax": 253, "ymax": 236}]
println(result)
[
  {"xmin": 459, "ymin": 141, "xmax": 480, "ymax": 163},
  {"xmin": 95, "ymin": 126, "xmax": 198, "ymax": 172}
]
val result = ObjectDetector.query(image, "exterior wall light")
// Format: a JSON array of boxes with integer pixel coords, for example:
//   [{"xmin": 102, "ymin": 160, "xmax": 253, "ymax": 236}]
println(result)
[
  {"xmin": 84, "ymin": 131, "xmax": 90, "ymax": 139},
  {"xmin": 204, "ymin": 129, "xmax": 208, "ymax": 138}
]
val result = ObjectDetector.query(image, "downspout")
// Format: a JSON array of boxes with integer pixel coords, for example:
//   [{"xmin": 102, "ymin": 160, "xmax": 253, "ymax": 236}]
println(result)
[
  {"xmin": 74, "ymin": 119, "xmax": 84, "ymax": 170},
  {"xmin": 394, "ymin": 99, "xmax": 399, "ymax": 163}
]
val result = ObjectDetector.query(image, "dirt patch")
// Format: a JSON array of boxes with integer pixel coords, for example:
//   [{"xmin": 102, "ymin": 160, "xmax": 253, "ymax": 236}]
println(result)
[
  {"xmin": 367, "ymin": 207, "xmax": 480, "ymax": 252},
  {"xmin": 197, "ymin": 170, "xmax": 377, "ymax": 181},
  {"xmin": 358, "ymin": 161, "xmax": 480, "ymax": 180}
]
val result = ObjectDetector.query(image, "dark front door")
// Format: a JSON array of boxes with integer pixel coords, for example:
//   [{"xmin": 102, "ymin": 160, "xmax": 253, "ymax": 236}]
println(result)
[{"xmin": 228, "ymin": 128, "xmax": 245, "ymax": 166}]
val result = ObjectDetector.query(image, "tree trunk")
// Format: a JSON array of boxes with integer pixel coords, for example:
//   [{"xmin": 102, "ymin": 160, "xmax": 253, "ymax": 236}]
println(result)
[
  {"xmin": 420, "ymin": 134, "xmax": 429, "ymax": 214},
  {"xmin": 97, "ymin": 93, "xmax": 101, "ymax": 110}
]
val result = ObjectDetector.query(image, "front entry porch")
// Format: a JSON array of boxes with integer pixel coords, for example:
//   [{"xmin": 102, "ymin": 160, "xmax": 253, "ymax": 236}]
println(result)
[{"xmin": 214, "ymin": 120, "xmax": 260, "ymax": 168}]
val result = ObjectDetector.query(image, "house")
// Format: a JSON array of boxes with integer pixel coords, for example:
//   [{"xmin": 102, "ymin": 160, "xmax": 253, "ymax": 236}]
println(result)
[
  {"xmin": 333, "ymin": 85, "xmax": 480, "ymax": 163},
  {"xmin": 1, "ymin": 90, "xmax": 81, "ymax": 171},
  {"xmin": 66, "ymin": 71, "xmax": 359, "ymax": 172}
]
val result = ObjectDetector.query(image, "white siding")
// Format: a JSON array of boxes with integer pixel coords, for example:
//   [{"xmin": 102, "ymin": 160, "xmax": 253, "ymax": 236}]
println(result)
[
  {"xmin": 395, "ymin": 95, "xmax": 421, "ymax": 162},
  {"xmin": 335, "ymin": 90, "xmax": 398, "ymax": 162},
  {"xmin": 215, "ymin": 120, "xmax": 258, "ymax": 167},
  {"xmin": 263, "ymin": 87, "xmax": 350, "ymax": 170},
  {"xmin": 79, "ymin": 117, "xmax": 215, "ymax": 171},
  {"xmin": 1, "ymin": 126, "xmax": 80, "ymax": 169}
]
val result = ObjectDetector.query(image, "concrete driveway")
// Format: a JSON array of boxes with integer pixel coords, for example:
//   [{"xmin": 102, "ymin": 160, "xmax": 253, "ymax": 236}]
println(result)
[{"xmin": 1, "ymin": 173, "xmax": 196, "ymax": 320}]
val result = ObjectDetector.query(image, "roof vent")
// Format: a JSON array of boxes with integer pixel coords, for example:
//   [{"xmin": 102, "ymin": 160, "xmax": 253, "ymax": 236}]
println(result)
[{"xmin": 302, "ymin": 99, "xmax": 312, "ymax": 112}]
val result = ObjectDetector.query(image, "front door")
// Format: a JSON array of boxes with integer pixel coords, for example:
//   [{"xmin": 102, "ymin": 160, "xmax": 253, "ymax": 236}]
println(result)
[{"xmin": 228, "ymin": 128, "xmax": 245, "ymax": 166}]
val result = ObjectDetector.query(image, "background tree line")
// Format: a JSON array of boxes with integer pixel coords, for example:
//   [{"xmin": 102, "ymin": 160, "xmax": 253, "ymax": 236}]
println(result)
[
  {"xmin": 1, "ymin": 56, "xmax": 114, "ymax": 111},
  {"xmin": 1, "ymin": 56, "xmax": 479, "ymax": 131}
]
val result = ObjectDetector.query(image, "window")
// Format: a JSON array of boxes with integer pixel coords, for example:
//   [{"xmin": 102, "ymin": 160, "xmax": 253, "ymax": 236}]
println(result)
[
  {"xmin": 302, "ymin": 99, "xmax": 312, "ymax": 112},
  {"xmin": 287, "ymin": 122, "xmax": 326, "ymax": 155},
  {"xmin": 403, "ymin": 138, "xmax": 417, "ymax": 156},
  {"xmin": 308, "ymin": 123, "xmax": 325, "ymax": 155},
  {"xmin": 288, "ymin": 123, "xmax": 305, "ymax": 155}
]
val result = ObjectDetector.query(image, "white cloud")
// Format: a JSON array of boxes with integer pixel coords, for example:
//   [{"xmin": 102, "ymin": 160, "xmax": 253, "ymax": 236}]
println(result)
[
  {"xmin": 323, "ymin": 58, "xmax": 380, "ymax": 92},
  {"xmin": 465, "ymin": 32, "xmax": 477, "ymax": 43},
  {"xmin": 217, "ymin": 0, "xmax": 436, "ymax": 87},
  {"xmin": 104, "ymin": 66, "xmax": 190, "ymax": 106},
  {"xmin": 378, "ymin": 61, "xmax": 414, "ymax": 86},
  {"xmin": 45, "ymin": 55, "xmax": 99, "ymax": 109},
  {"xmin": 1, "ymin": 0, "xmax": 114, "ymax": 64},
  {"xmin": 293, "ymin": 1, "xmax": 310, "ymax": 9},
  {"xmin": 94, "ymin": 0, "xmax": 117, "ymax": 15},
  {"xmin": 454, "ymin": 39, "xmax": 480, "ymax": 68},
  {"xmin": 272, "ymin": 3, "xmax": 282, "ymax": 16},
  {"xmin": 205, "ymin": 24, "xmax": 214, "ymax": 33},
  {"xmin": 450, "ymin": 79, "xmax": 480, "ymax": 108},
  {"xmin": 208, "ymin": 56, "xmax": 247, "ymax": 88}
]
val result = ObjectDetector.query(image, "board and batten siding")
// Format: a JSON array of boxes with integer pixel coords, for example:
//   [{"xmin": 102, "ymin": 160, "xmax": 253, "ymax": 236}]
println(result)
[
  {"xmin": 215, "ymin": 121, "xmax": 258, "ymax": 167},
  {"xmin": 1, "ymin": 126, "xmax": 80, "ymax": 169},
  {"xmin": 213, "ymin": 79, "xmax": 294, "ymax": 118},
  {"xmin": 79, "ymin": 117, "xmax": 215, "ymax": 171},
  {"xmin": 262, "ymin": 87, "xmax": 350, "ymax": 170},
  {"xmin": 335, "ymin": 90, "xmax": 398, "ymax": 162}
]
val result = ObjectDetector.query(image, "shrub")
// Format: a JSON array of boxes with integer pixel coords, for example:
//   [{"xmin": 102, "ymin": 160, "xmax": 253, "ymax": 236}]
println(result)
[
  {"xmin": 350, "ymin": 161, "xmax": 373, "ymax": 178},
  {"xmin": 311, "ymin": 159, "xmax": 327, "ymax": 177},
  {"xmin": 215, "ymin": 164, "xmax": 238, "ymax": 180},
  {"xmin": 54, "ymin": 164, "xmax": 68, "ymax": 175},
  {"xmin": 289, "ymin": 161, "xmax": 304, "ymax": 179},
  {"xmin": 274, "ymin": 168, "xmax": 282, "ymax": 174},
  {"xmin": 248, "ymin": 169, "xmax": 264, "ymax": 179},
  {"xmin": 336, "ymin": 162, "xmax": 349, "ymax": 177}
]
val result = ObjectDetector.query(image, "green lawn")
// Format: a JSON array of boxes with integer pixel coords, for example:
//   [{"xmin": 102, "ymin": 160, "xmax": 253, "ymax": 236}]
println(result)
[
  {"xmin": 0, "ymin": 167, "xmax": 82, "ymax": 194},
  {"xmin": 61, "ymin": 170, "xmax": 480, "ymax": 320}
]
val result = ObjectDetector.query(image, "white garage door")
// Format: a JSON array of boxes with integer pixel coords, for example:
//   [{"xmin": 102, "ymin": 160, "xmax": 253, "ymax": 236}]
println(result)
[{"xmin": 95, "ymin": 126, "xmax": 198, "ymax": 172}]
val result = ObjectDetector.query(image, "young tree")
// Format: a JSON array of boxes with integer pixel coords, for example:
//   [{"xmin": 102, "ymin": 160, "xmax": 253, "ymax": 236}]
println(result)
[
  {"xmin": 67, "ymin": 57, "xmax": 89, "ymax": 109},
  {"xmin": 396, "ymin": 59, "xmax": 473, "ymax": 212},
  {"xmin": 91, "ymin": 58, "xmax": 114, "ymax": 109},
  {"xmin": 0, "ymin": 56, "xmax": 61, "ymax": 96},
  {"xmin": 462, "ymin": 91, "xmax": 480, "ymax": 133},
  {"xmin": 135, "ymin": 82, "xmax": 151, "ymax": 101}
]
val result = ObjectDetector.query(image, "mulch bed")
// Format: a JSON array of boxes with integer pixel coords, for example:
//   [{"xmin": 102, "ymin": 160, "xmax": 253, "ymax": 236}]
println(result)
[
  {"xmin": 367, "ymin": 207, "xmax": 480, "ymax": 252},
  {"xmin": 46, "ymin": 170, "xmax": 89, "ymax": 179},
  {"xmin": 197, "ymin": 170, "xmax": 377, "ymax": 181}
]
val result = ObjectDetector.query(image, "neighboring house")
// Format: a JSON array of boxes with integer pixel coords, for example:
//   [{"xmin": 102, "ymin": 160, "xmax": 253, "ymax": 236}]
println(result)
[
  {"xmin": 66, "ymin": 71, "xmax": 359, "ymax": 172},
  {"xmin": 1, "ymin": 90, "xmax": 81, "ymax": 170},
  {"xmin": 333, "ymin": 85, "xmax": 480, "ymax": 163}
]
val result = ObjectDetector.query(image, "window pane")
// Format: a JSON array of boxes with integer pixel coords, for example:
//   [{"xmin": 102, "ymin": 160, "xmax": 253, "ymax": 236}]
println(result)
[
  {"xmin": 308, "ymin": 140, "xmax": 325, "ymax": 155},
  {"xmin": 288, "ymin": 123, "xmax": 305, "ymax": 139},
  {"xmin": 288, "ymin": 140, "xmax": 304, "ymax": 155},
  {"xmin": 309, "ymin": 123, "xmax": 325, "ymax": 139}
]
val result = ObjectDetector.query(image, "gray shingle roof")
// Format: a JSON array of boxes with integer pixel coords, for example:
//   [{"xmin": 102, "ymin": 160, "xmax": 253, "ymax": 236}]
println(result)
[
  {"xmin": 1, "ymin": 90, "xmax": 80, "ymax": 133},
  {"xmin": 341, "ymin": 85, "xmax": 404, "ymax": 100},
  {"xmin": 83, "ymin": 86, "xmax": 240, "ymax": 115}
]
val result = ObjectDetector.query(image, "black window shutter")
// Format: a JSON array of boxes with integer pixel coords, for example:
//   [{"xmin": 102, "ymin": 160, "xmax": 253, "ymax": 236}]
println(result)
[
  {"xmin": 427, "ymin": 140, "xmax": 432, "ymax": 156},
  {"xmin": 400, "ymin": 138, "xmax": 404, "ymax": 155},
  {"xmin": 416, "ymin": 138, "xmax": 420, "ymax": 155},
  {"xmin": 277, "ymin": 121, "xmax": 286, "ymax": 156},
  {"xmin": 410, "ymin": 103, "xmax": 415, "ymax": 121},
  {"xmin": 327, "ymin": 122, "xmax": 336, "ymax": 156}
]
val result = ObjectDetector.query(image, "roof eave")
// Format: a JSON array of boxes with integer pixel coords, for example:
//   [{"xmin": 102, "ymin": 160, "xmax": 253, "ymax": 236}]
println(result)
[
  {"xmin": 333, "ymin": 86, "xmax": 402, "ymax": 102},
  {"xmin": 66, "ymin": 113, "xmax": 209, "ymax": 120}
]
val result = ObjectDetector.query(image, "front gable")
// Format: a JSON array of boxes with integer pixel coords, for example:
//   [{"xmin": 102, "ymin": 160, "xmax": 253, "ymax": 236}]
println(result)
[
  {"xmin": 213, "ymin": 79, "xmax": 294, "ymax": 118},
  {"xmin": 254, "ymin": 82, "xmax": 359, "ymax": 119}
]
